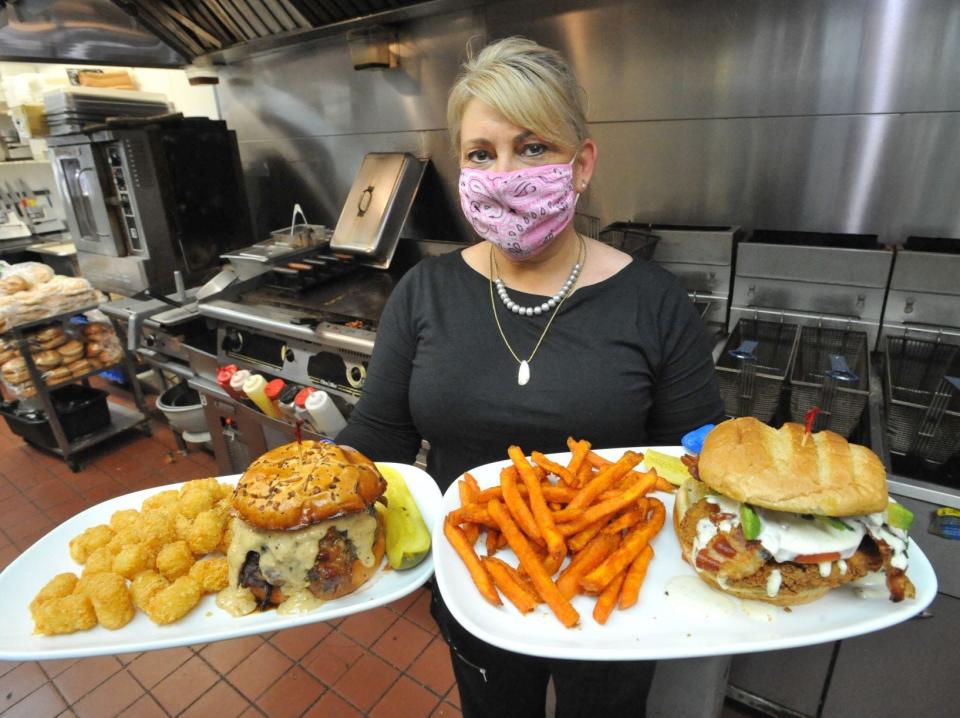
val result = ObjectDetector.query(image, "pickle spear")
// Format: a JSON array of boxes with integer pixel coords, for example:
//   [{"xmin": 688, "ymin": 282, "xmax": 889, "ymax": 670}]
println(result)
[{"xmin": 377, "ymin": 465, "xmax": 431, "ymax": 570}]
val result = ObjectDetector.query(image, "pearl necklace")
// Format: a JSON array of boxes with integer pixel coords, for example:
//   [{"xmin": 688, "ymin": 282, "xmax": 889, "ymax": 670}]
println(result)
[
  {"xmin": 489, "ymin": 235, "xmax": 587, "ymax": 386},
  {"xmin": 493, "ymin": 256, "xmax": 583, "ymax": 316}
]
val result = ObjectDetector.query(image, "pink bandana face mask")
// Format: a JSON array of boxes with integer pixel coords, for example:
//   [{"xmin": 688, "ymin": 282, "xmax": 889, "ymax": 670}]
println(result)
[{"xmin": 458, "ymin": 160, "xmax": 577, "ymax": 259}]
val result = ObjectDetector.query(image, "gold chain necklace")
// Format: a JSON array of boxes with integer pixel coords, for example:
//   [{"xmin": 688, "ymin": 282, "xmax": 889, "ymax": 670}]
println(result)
[{"xmin": 488, "ymin": 235, "xmax": 587, "ymax": 386}]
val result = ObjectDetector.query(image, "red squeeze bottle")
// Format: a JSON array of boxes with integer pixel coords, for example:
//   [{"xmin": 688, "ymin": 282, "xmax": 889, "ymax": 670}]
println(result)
[
  {"xmin": 217, "ymin": 364, "xmax": 240, "ymax": 399},
  {"xmin": 265, "ymin": 378, "xmax": 286, "ymax": 414},
  {"xmin": 294, "ymin": 387, "xmax": 316, "ymax": 429}
]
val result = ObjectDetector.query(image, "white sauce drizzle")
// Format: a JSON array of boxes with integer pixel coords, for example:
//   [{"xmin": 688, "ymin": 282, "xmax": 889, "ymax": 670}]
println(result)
[{"xmin": 766, "ymin": 569, "xmax": 783, "ymax": 597}]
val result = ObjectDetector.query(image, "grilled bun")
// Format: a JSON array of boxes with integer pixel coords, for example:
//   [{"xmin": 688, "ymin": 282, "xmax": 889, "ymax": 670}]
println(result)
[
  {"xmin": 232, "ymin": 441, "xmax": 387, "ymax": 530},
  {"xmin": 698, "ymin": 417, "xmax": 887, "ymax": 516}
]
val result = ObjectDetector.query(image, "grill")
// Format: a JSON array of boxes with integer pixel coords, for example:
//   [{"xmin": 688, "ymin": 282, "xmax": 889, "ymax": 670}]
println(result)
[
  {"xmin": 885, "ymin": 336, "xmax": 960, "ymax": 464},
  {"xmin": 790, "ymin": 326, "xmax": 869, "ymax": 437},
  {"xmin": 716, "ymin": 319, "xmax": 800, "ymax": 422}
]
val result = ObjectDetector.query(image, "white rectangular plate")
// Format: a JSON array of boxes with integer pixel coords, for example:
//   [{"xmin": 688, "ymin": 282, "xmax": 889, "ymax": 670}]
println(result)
[
  {"xmin": 433, "ymin": 447, "xmax": 938, "ymax": 661},
  {"xmin": 0, "ymin": 462, "xmax": 442, "ymax": 661}
]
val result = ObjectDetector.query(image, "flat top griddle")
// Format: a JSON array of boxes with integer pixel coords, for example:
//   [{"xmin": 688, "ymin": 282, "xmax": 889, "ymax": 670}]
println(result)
[{"xmin": 238, "ymin": 267, "xmax": 397, "ymax": 329}]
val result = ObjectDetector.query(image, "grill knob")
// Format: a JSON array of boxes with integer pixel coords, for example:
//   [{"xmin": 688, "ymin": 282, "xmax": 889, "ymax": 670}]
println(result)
[{"xmin": 222, "ymin": 331, "xmax": 243, "ymax": 353}]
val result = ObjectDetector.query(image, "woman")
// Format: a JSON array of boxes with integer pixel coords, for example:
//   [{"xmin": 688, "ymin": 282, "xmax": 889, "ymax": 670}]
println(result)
[{"xmin": 337, "ymin": 37, "xmax": 724, "ymax": 717}]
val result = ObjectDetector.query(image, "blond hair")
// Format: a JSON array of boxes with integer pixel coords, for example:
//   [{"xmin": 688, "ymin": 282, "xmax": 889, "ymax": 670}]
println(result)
[{"xmin": 447, "ymin": 37, "xmax": 588, "ymax": 155}]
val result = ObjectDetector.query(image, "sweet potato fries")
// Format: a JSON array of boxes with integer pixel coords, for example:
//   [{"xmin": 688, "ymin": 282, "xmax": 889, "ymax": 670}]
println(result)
[{"xmin": 444, "ymin": 440, "xmax": 671, "ymax": 627}]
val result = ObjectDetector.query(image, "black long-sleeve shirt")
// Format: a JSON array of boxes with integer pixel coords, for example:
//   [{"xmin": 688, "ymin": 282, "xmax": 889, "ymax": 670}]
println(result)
[{"xmin": 337, "ymin": 251, "xmax": 724, "ymax": 493}]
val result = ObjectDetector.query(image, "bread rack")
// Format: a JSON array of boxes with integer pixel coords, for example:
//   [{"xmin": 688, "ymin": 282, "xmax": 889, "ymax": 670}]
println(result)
[{"xmin": 0, "ymin": 305, "xmax": 151, "ymax": 471}]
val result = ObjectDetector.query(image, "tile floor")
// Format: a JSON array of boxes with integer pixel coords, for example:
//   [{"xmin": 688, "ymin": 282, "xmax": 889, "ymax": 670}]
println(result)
[{"xmin": 0, "ymin": 388, "xmax": 461, "ymax": 718}]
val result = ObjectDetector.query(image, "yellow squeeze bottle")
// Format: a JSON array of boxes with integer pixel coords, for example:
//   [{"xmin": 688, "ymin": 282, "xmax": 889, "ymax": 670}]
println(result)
[{"xmin": 242, "ymin": 373, "xmax": 280, "ymax": 418}]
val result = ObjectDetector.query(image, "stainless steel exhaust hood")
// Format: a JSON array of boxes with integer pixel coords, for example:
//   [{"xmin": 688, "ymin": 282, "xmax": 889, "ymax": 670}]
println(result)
[
  {"xmin": 0, "ymin": 0, "xmax": 186, "ymax": 67},
  {"xmin": 111, "ymin": 0, "xmax": 458, "ymax": 64}
]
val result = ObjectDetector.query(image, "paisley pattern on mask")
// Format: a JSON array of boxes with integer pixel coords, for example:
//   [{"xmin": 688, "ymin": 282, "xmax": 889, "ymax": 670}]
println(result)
[{"xmin": 458, "ymin": 163, "xmax": 576, "ymax": 259}]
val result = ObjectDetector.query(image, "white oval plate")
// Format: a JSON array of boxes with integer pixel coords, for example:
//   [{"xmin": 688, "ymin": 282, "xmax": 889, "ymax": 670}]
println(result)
[
  {"xmin": 433, "ymin": 446, "xmax": 938, "ymax": 660},
  {"xmin": 0, "ymin": 462, "xmax": 441, "ymax": 661}
]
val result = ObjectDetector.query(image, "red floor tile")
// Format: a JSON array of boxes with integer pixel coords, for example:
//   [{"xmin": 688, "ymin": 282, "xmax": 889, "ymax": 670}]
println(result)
[
  {"xmin": 445, "ymin": 684, "xmax": 461, "ymax": 709},
  {"xmin": 37, "ymin": 657, "xmax": 78, "ymax": 679},
  {"xmin": 127, "ymin": 646, "xmax": 193, "ymax": 688},
  {"xmin": 0, "ymin": 662, "xmax": 48, "ymax": 713},
  {"xmin": 117, "ymin": 694, "xmax": 168, "ymax": 718},
  {"xmin": 432, "ymin": 701, "xmax": 463, "ymax": 717},
  {"xmin": 254, "ymin": 665, "xmax": 325, "ymax": 718},
  {"xmin": 199, "ymin": 635, "xmax": 264, "ymax": 675},
  {"xmin": 151, "ymin": 654, "xmax": 219, "ymax": 716},
  {"xmin": 71, "ymin": 669, "xmax": 145, "ymax": 718},
  {"xmin": 302, "ymin": 630, "xmax": 365, "ymax": 687},
  {"xmin": 333, "ymin": 653, "xmax": 399, "ymax": 713},
  {"xmin": 338, "ymin": 606, "xmax": 398, "ymax": 647},
  {"xmin": 408, "ymin": 637, "xmax": 456, "ymax": 697},
  {"xmin": 180, "ymin": 679, "xmax": 252, "ymax": 718},
  {"xmin": 52, "ymin": 655, "xmax": 121, "ymax": 704},
  {"xmin": 269, "ymin": 620, "xmax": 333, "ymax": 661},
  {"xmin": 225, "ymin": 642, "xmax": 293, "ymax": 701},
  {"xmin": 302, "ymin": 690, "xmax": 364, "ymax": 718},
  {"xmin": 371, "ymin": 615, "xmax": 434, "ymax": 670},
  {"xmin": 386, "ymin": 586, "xmax": 427, "ymax": 616},
  {"xmin": 370, "ymin": 675, "xmax": 441, "ymax": 718},
  {"xmin": 404, "ymin": 588, "xmax": 437, "ymax": 632},
  {"xmin": 0, "ymin": 681, "xmax": 67, "ymax": 718}
]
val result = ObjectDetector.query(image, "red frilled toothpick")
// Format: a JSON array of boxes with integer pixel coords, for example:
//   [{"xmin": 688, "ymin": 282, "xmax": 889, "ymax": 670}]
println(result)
[{"xmin": 802, "ymin": 406, "xmax": 821, "ymax": 446}]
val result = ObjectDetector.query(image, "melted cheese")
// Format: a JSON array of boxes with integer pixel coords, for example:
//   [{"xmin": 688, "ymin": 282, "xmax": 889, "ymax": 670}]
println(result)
[
  {"xmin": 216, "ymin": 586, "xmax": 258, "ymax": 617},
  {"xmin": 224, "ymin": 512, "xmax": 379, "ymax": 595}
]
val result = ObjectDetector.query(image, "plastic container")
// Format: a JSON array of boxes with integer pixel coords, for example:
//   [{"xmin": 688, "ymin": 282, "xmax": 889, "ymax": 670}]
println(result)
[
  {"xmin": 304, "ymin": 390, "xmax": 346, "ymax": 437},
  {"xmin": 217, "ymin": 364, "xmax": 240, "ymax": 399},
  {"xmin": 156, "ymin": 381, "xmax": 208, "ymax": 437},
  {"xmin": 294, "ymin": 387, "xmax": 316, "ymax": 428},
  {"xmin": 228, "ymin": 369, "xmax": 250, "ymax": 400},
  {"xmin": 278, "ymin": 385, "xmax": 300, "ymax": 421},
  {"xmin": 242, "ymin": 374, "xmax": 280, "ymax": 418},
  {"xmin": 0, "ymin": 385, "xmax": 109, "ymax": 449},
  {"xmin": 265, "ymin": 379, "xmax": 286, "ymax": 415}
]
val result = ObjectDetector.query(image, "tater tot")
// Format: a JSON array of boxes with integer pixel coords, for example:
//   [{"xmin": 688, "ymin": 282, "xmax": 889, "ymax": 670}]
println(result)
[
  {"xmin": 217, "ymin": 482, "xmax": 233, "ymax": 500},
  {"xmin": 112, "ymin": 543, "xmax": 155, "ymax": 580},
  {"xmin": 156, "ymin": 540, "xmax": 194, "ymax": 579},
  {"xmin": 146, "ymin": 576, "xmax": 202, "ymax": 625},
  {"xmin": 181, "ymin": 478, "xmax": 220, "ymax": 496},
  {"xmin": 130, "ymin": 571, "xmax": 169, "ymax": 613},
  {"xmin": 32, "ymin": 594, "xmax": 97, "ymax": 635},
  {"xmin": 109, "ymin": 508, "xmax": 140, "ymax": 532},
  {"xmin": 188, "ymin": 509, "xmax": 228, "ymax": 555},
  {"xmin": 69, "ymin": 524, "xmax": 114, "ymax": 563},
  {"xmin": 107, "ymin": 526, "xmax": 139, "ymax": 553},
  {"xmin": 79, "ymin": 572, "xmax": 135, "ymax": 629},
  {"xmin": 174, "ymin": 513, "xmax": 192, "ymax": 541},
  {"xmin": 137, "ymin": 511, "xmax": 177, "ymax": 552},
  {"xmin": 189, "ymin": 558, "xmax": 229, "ymax": 593},
  {"xmin": 141, "ymin": 489, "xmax": 179, "ymax": 512},
  {"xmin": 30, "ymin": 573, "xmax": 79, "ymax": 612},
  {"xmin": 82, "ymin": 545, "xmax": 117, "ymax": 576},
  {"xmin": 177, "ymin": 488, "xmax": 216, "ymax": 519}
]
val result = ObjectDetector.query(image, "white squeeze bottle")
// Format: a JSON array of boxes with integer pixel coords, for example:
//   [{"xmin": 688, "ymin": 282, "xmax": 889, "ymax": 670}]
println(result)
[
  {"xmin": 229, "ymin": 369, "xmax": 251, "ymax": 400},
  {"xmin": 304, "ymin": 389, "xmax": 346, "ymax": 437}
]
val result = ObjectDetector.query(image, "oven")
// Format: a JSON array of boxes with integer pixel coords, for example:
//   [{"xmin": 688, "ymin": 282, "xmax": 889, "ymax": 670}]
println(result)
[{"xmin": 48, "ymin": 115, "xmax": 253, "ymax": 296}]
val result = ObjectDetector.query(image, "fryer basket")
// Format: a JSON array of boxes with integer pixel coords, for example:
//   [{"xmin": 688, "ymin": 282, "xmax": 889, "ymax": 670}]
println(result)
[
  {"xmin": 885, "ymin": 336, "xmax": 960, "ymax": 464},
  {"xmin": 790, "ymin": 326, "xmax": 869, "ymax": 437},
  {"xmin": 716, "ymin": 319, "xmax": 800, "ymax": 422}
]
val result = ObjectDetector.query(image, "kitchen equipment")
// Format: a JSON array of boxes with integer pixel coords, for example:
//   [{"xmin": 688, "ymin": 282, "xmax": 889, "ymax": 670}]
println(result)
[
  {"xmin": 599, "ymin": 222, "xmax": 660, "ymax": 259},
  {"xmin": 729, "ymin": 231, "xmax": 892, "ymax": 349},
  {"xmin": 155, "ymin": 381, "xmax": 211, "ymax": 444},
  {"xmin": 329, "ymin": 153, "xmax": 425, "ymax": 269},
  {"xmin": 716, "ymin": 318, "xmax": 800, "ymax": 422},
  {"xmin": 790, "ymin": 326, "xmax": 870, "ymax": 437},
  {"xmin": 0, "ymin": 385, "xmax": 110, "ymax": 449},
  {"xmin": 885, "ymin": 335, "xmax": 960, "ymax": 465},
  {"xmin": 47, "ymin": 115, "xmax": 252, "ymax": 295},
  {"xmin": 42, "ymin": 87, "xmax": 170, "ymax": 136}
]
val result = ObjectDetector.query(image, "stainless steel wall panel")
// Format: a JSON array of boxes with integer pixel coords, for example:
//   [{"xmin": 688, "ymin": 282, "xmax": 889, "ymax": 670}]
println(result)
[
  {"xmin": 214, "ymin": 0, "xmax": 960, "ymax": 246},
  {"xmin": 487, "ymin": 0, "xmax": 960, "ymax": 120}
]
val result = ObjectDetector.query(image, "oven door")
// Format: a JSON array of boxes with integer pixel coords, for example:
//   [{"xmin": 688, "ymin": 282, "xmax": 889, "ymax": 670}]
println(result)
[{"xmin": 50, "ymin": 143, "xmax": 126, "ymax": 256}]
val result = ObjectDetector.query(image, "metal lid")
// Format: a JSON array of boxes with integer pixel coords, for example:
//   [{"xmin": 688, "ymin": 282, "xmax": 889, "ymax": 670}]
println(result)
[{"xmin": 329, "ymin": 152, "xmax": 425, "ymax": 269}]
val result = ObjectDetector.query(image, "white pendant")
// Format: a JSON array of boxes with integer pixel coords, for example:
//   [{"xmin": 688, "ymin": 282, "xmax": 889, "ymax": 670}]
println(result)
[{"xmin": 517, "ymin": 360, "xmax": 530, "ymax": 386}]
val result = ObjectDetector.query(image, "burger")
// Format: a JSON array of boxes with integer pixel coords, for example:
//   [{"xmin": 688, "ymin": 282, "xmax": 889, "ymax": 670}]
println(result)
[
  {"xmin": 225, "ymin": 441, "xmax": 387, "ymax": 612},
  {"xmin": 674, "ymin": 417, "xmax": 916, "ymax": 606}
]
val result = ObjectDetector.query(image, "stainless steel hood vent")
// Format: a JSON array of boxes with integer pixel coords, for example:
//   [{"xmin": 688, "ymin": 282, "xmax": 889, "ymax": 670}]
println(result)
[
  {"xmin": 112, "ymin": 0, "xmax": 441, "ymax": 62},
  {"xmin": 0, "ymin": 0, "xmax": 185, "ymax": 67}
]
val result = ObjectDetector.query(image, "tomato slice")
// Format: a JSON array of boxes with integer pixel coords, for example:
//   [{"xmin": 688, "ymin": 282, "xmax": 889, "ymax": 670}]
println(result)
[{"xmin": 793, "ymin": 551, "xmax": 841, "ymax": 564}]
